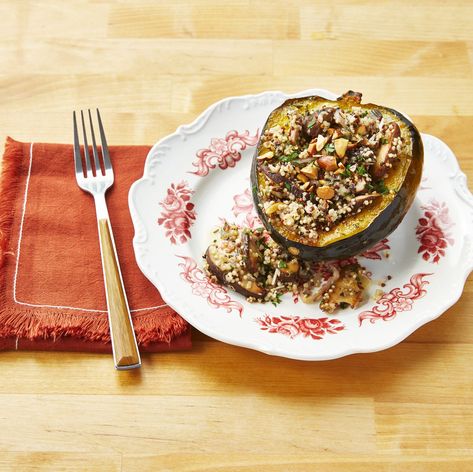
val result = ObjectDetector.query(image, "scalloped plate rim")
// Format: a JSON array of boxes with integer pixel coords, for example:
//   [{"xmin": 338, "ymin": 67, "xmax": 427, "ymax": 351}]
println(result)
[{"xmin": 128, "ymin": 89, "xmax": 473, "ymax": 361}]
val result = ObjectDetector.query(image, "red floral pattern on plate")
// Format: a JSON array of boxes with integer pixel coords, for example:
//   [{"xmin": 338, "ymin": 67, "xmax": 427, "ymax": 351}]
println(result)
[
  {"xmin": 360, "ymin": 238, "xmax": 390, "ymax": 260},
  {"xmin": 158, "ymin": 181, "xmax": 196, "ymax": 244},
  {"xmin": 416, "ymin": 200, "xmax": 454, "ymax": 263},
  {"xmin": 231, "ymin": 188, "xmax": 261, "ymax": 229},
  {"xmin": 177, "ymin": 256, "xmax": 243, "ymax": 316},
  {"xmin": 358, "ymin": 273, "xmax": 432, "ymax": 325},
  {"xmin": 257, "ymin": 315, "xmax": 344, "ymax": 340},
  {"xmin": 191, "ymin": 130, "xmax": 259, "ymax": 176}
]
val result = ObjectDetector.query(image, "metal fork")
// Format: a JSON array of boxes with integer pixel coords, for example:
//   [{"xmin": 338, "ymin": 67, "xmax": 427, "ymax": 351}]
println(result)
[{"xmin": 73, "ymin": 109, "xmax": 141, "ymax": 370}]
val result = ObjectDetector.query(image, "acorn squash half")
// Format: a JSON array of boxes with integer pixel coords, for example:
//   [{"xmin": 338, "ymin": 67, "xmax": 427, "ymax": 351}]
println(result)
[{"xmin": 251, "ymin": 91, "xmax": 423, "ymax": 260}]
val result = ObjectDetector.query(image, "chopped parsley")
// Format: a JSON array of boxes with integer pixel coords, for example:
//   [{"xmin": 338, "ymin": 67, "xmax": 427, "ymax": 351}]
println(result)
[
  {"xmin": 341, "ymin": 168, "xmax": 352, "ymax": 178},
  {"xmin": 324, "ymin": 143, "xmax": 335, "ymax": 154},
  {"xmin": 284, "ymin": 182, "xmax": 291, "ymax": 191},
  {"xmin": 374, "ymin": 179, "xmax": 389, "ymax": 195},
  {"xmin": 271, "ymin": 292, "xmax": 282, "ymax": 306},
  {"xmin": 356, "ymin": 165, "xmax": 367, "ymax": 175},
  {"xmin": 279, "ymin": 151, "xmax": 299, "ymax": 162},
  {"xmin": 278, "ymin": 260, "xmax": 288, "ymax": 269},
  {"xmin": 307, "ymin": 117, "xmax": 317, "ymax": 129},
  {"xmin": 380, "ymin": 137, "xmax": 389, "ymax": 145}
]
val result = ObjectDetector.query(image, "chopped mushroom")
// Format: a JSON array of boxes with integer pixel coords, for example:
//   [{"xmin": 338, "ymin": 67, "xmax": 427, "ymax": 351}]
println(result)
[{"xmin": 204, "ymin": 223, "xmax": 369, "ymax": 312}]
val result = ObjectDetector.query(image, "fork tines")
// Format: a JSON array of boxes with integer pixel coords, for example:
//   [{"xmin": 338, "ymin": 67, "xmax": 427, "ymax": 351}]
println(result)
[{"xmin": 73, "ymin": 109, "xmax": 112, "ymax": 178}]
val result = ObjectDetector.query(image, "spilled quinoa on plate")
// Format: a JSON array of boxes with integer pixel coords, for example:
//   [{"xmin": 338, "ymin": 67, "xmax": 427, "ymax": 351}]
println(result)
[{"xmin": 204, "ymin": 222, "xmax": 369, "ymax": 313}]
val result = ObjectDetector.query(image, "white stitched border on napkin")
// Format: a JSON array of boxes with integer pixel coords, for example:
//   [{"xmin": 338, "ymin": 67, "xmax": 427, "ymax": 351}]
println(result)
[{"xmin": 12, "ymin": 142, "xmax": 168, "ymax": 314}]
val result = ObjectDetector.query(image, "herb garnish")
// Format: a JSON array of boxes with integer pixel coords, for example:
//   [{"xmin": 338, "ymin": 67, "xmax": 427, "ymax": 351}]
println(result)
[
  {"xmin": 271, "ymin": 292, "xmax": 282, "ymax": 306},
  {"xmin": 307, "ymin": 117, "xmax": 317, "ymax": 129},
  {"xmin": 278, "ymin": 260, "xmax": 288, "ymax": 269},
  {"xmin": 279, "ymin": 151, "xmax": 299, "ymax": 162},
  {"xmin": 374, "ymin": 180, "xmax": 389, "ymax": 194},
  {"xmin": 324, "ymin": 143, "xmax": 335, "ymax": 154},
  {"xmin": 356, "ymin": 165, "xmax": 367, "ymax": 175}
]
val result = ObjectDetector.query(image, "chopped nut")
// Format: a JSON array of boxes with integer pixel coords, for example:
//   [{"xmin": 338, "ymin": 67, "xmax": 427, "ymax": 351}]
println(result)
[
  {"xmin": 334, "ymin": 138, "xmax": 349, "ymax": 158},
  {"xmin": 300, "ymin": 163, "xmax": 318, "ymax": 179},
  {"xmin": 266, "ymin": 202, "xmax": 285, "ymax": 215},
  {"xmin": 297, "ymin": 172, "xmax": 309, "ymax": 183},
  {"xmin": 356, "ymin": 125, "xmax": 367, "ymax": 136},
  {"xmin": 307, "ymin": 141, "xmax": 318, "ymax": 156},
  {"xmin": 315, "ymin": 134, "xmax": 328, "ymax": 152},
  {"xmin": 355, "ymin": 179, "xmax": 366, "ymax": 193},
  {"xmin": 347, "ymin": 139, "xmax": 362, "ymax": 150},
  {"xmin": 334, "ymin": 162, "xmax": 346, "ymax": 175},
  {"xmin": 317, "ymin": 155, "xmax": 338, "ymax": 171},
  {"xmin": 317, "ymin": 186, "xmax": 335, "ymax": 200},
  {"xmin": 257, "ymin": 150, "xmax": 274, "ymax": 160},
  {"xmin": 287, "ymin": 259, "xmax": 300, "ymax": 273}
]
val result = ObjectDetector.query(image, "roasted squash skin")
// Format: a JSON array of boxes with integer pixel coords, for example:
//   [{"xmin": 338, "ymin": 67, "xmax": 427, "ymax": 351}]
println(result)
[{"xmin": 251, "ymin": 92, "xmax": 423, "ymax": 260}]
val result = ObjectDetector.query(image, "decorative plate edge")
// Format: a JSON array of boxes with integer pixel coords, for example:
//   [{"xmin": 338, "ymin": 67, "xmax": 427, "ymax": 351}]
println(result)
[{"xmin": 127, "ymin": 91, "xmax": 473, "ymax": 361}]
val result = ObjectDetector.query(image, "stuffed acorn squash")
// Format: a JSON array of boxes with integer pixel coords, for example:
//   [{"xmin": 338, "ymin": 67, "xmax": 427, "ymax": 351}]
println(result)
[{"xmin": 251, "ymin": 91, "xmax": 423, "ymax": 260}]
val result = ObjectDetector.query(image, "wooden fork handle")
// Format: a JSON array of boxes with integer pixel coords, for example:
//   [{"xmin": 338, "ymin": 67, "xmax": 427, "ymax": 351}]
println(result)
[{"xmin": 98, "ymin": 218, "xmax": 141, "ymax": 370}]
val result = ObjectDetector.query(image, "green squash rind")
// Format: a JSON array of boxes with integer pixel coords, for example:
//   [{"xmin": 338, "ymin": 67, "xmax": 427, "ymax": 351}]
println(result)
[{"xmin": 250, "ymin": 94, "xmax": 424, "ymax": 261}]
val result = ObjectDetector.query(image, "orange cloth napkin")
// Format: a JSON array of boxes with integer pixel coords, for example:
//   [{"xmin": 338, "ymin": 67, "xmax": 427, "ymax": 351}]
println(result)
[{"xmin": 0, "ymin": 138, "xmax": 191, "ymax": 352}]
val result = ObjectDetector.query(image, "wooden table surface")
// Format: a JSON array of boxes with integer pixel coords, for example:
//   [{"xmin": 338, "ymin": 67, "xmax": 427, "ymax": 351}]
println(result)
[{"xmin": 1, "ymin": 1, "xmax": 472, "ymax": 470}]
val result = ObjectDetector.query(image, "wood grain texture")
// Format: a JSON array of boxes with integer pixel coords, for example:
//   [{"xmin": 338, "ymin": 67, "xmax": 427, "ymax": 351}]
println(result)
[
  {"xmin": 0, "ymin": 0, "xmax": 472, "ymax": 470},
  {"xmin": 98, "ymin": 218, "xmax": 140, "ymax": 369}
]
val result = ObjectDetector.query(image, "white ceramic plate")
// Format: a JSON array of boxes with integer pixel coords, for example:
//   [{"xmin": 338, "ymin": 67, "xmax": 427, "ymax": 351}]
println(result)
[{"xmin": 129, "ymin": 89, "xmax": 473, "ymax": 360}]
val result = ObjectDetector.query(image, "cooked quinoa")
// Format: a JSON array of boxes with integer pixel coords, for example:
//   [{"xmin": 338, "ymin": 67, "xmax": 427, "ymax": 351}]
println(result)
[
  {"xmin": 256, "ymin": 101, "xmax": 410, "ymax": 241},
  {"xmin": 204, "ymin": 222, "xmax": 368, "ymax": 313}
]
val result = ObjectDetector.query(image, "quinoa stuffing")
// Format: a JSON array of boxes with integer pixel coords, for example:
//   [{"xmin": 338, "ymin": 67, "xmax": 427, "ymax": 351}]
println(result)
[
  {"xmin": 204, "ymin": 222, "xmax": 369, "ymax": 313},
  {"xmin": 255, "ymin": 99, "xmax": 411, "ymax": 241}
]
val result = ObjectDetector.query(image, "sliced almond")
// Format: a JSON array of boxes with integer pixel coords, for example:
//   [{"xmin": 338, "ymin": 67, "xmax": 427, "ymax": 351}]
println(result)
[
  {"xmin": 300, "ymin": 163, "xmax": 318, "ymax": 179},
  {"xmin": 257, "ymin": 150, "xmax": 274, "ymax": 160},
  {"xmin": 297, "ymin": 172, "xmax": 309, "ymax": 183},
  {"xmin": 317, "ymin": 186, "xmax": 335, "ymax": 200},
  {"xmin": 334, "ymin": 138, "xmax": 349, "ymax": 158},
  {"xmin": 315, "ymin": 134, "xmax": 328, "ymax": 152},
  {"xmin": 300, "ymin": 181, "xmax": 311, "ymax": 190}
]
